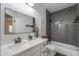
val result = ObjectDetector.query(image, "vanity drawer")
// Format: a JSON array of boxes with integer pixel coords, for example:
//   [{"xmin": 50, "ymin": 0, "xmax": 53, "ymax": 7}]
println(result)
[
  {"xmin": 40, "ymin": 41, "xmax": 47, "ymax": 56},
  {"xmin": 16, "ymin": 45, "xmax": 40, "ymax": 56},
  {"xmin": 41, "ymin": 47, "xmax": 48, "ymax": 56},
  {"xmin": 41, "ymin": 41, "xmax": 47, "ymax": 48}
]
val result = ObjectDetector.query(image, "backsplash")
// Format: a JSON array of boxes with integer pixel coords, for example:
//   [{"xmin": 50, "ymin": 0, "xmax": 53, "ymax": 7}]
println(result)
[
  {"xmin": 2, "ymin": 33, "xmax": 35, "ymax": 45},
  {"xmin": 51, "ymin": 5, "xmax": 77, "ymax": 46}
]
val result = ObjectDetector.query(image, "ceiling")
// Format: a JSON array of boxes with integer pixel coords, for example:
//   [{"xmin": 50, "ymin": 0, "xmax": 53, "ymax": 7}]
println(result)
[{"xmin": 41, "ymin": 3, "xmax": 76, "ymax": 13}]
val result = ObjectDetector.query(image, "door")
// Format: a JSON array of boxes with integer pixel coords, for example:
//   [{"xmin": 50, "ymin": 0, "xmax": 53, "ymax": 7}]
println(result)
[{"xmin": 5, "ymin": 14, "xmax": 13, "ymax": 34}]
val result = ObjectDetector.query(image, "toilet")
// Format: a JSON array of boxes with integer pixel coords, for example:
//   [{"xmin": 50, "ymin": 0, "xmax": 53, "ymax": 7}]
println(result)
[{"xmin": 46, "ymin": 44, "xmax": 56, "ymax": 56}]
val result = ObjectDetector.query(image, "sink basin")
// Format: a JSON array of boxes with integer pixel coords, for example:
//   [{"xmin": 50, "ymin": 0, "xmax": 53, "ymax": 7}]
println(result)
[
  {"xmin": 7, "ymin": 39, "xmax": 37, "ymax": 52},
  {"xmin": 8, "ymin": 41, "xmax": 29, "ymax": 52}
]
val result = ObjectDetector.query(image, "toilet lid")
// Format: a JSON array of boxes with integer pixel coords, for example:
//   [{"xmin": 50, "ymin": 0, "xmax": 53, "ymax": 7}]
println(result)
[{"xmin": 46, "ymin": 44, "xmax": 56, "ymax": 50}]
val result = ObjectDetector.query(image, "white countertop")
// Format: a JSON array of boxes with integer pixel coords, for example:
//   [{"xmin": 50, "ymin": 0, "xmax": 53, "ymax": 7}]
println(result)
[{"xmin": 1, "ymin": 38, "xmax": 47, "ymax": 56}]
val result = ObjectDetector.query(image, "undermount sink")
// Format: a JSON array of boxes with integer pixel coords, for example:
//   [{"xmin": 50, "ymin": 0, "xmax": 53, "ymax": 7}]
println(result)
[
  {"xmin": 8, "ymin": 41, "xmax": 29, "ymax": 52},
  {"xmin": 7, "ymin": 39, "xmax": 36, "ymax": 52}
]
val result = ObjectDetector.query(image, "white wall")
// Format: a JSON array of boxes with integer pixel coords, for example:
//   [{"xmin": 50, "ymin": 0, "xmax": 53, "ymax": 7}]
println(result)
[
  {"xmin": 1, "ymin": 3, "xmax": 46, "ymax": 45},
  {"xmin": 0, "ymin": 3, "xmax": 1, "ymax": 56}
]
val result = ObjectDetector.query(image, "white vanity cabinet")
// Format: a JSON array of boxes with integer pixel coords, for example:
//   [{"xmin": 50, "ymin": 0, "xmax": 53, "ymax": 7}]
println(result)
[
  {"xmin": 15, "ymin": 45, "xmax": 41, "ymax": 56},
  {"xmin": 1, "ymin": 38, "xmax": 47, "ymax": 56},
  {"xmin": 40, "ymin": 41, "xmax": 48, "ymax": 56},
  {"xmin": 14, "ymin": 39, "xmax": 47, "ymax": 56}
]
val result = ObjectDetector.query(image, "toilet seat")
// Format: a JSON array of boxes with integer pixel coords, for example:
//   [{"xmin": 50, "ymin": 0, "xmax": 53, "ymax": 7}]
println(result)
[{"xmin": 46, "ymin": 44, "xmax": 56, "ymax": 56}]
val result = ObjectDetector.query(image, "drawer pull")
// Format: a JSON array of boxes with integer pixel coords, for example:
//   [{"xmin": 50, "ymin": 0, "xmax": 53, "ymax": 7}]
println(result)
[
  {"xmin": 43, "ymin": 50, "xmax": 47, "ymax": 54},
  {"xmin": 43, "ymin": 43, "xmax": 47, "ymax": 46}
]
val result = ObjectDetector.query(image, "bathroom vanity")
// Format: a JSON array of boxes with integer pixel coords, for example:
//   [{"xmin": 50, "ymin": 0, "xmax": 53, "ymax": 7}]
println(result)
[
  {"xmin": 1, "ymin": 4, "xmax": 48, "ymax": 56},
  {"xmin": 1, "ymin": 38, "xmax": 47, "ymax": 56}
]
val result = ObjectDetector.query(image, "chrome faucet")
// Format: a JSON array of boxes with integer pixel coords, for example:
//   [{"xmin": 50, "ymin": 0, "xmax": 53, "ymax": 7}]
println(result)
[
  {"xmin": 14, "ymin": 37, "xmax": 21, "ymax": 44},
  {"xmin": 28, "ymin": 33, "xmax": 33, "ymax": 40}
]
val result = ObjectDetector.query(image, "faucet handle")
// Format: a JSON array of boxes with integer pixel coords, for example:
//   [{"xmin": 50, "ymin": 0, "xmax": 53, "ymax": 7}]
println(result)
[{"xmin": 17, "ymin": 37, "xmax": 21, "ymax": 40}]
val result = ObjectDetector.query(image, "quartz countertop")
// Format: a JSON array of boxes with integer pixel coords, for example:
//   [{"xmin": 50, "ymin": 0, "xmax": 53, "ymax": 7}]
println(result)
[{"xmin": 1, "ymin": 38, "xmax": 47, "ymax": 56}]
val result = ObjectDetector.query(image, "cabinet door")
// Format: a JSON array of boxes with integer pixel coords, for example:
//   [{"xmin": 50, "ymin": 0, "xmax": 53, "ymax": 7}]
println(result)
[
  {"xmin": 16, "ymin": 45, "xmax": 40, "ymax": 56},
  {"xmin": 31, "ymin": 51, "xmax": 40, "ymax": 56}
]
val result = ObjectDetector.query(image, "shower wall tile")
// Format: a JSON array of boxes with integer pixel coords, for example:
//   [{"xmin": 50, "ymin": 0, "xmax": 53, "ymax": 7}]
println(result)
[{"xmin": 51, "ymin": 5, "xmax": 77, "ymax": 46}]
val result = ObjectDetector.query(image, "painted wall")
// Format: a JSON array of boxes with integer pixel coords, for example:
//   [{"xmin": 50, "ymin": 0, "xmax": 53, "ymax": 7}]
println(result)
[
  {"xmin": 1, "ymin": 3, "xmax": 46, "ymax": 45},
  {"xmin": 51, "ymin": 5, "xmax": 77, "ymax": 46}
]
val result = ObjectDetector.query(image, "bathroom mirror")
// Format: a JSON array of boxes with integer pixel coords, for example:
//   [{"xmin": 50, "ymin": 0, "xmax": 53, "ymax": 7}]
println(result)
[{"xmin": 5, "ymin": 8, "xmax": 35, "ymax": 34}]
